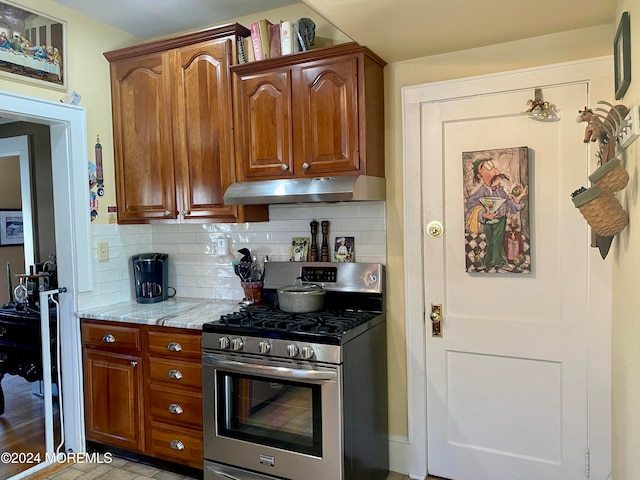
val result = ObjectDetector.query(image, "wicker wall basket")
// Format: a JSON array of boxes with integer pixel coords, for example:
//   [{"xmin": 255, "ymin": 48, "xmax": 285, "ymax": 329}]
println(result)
[
  {"xmin": 572, "ymin": 185, "xmax": 628, "ymax": 236},
  {"xmin": 588, "ymin": 158, "xmax": 629, "ymax": 192}
]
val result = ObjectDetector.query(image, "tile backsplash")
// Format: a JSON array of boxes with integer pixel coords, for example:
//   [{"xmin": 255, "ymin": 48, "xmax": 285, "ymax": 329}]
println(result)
[{"xmin": 78, "ymin": 202, "xmax": 386, "ymax": 311}]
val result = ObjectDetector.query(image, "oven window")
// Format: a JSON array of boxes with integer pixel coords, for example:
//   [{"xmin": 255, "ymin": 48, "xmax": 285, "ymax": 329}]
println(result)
[{"xmin": 217, "ymin": 372, "xmax": 323, "ymax": 457}]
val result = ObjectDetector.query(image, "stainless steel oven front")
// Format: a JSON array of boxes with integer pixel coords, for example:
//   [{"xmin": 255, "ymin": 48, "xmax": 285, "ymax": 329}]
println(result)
[{"xmin": 202, "ymin": 350, "xmax": 342, "ymax": 480}]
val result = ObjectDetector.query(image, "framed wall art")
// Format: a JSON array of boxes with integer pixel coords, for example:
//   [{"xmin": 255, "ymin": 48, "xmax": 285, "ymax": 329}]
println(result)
[
  {"xmin": 0, "ymin": 1, "xmax": 66, "ymax": 90},
  {"xmin": 289, "ymin": 237, "xmax": 309, "ymax": 262},
  {"xmin": 0, "ymin": 210, "xmax": 23, "ymax": 246},
  {"xmin": 614, "ymin": 11, "xmax": 631, "ymax": 100},
  {"xmin": 463, "ymin": 147, "xmax": 531, "ymax": 274}
]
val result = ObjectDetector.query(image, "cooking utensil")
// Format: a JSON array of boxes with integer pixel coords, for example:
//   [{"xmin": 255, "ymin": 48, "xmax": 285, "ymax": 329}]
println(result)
[{"xmin": 277, "ymin": 277, "xmax": 326, "ymax": 313}]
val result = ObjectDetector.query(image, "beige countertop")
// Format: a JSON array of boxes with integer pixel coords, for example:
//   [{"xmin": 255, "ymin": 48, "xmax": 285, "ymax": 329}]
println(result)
[{"xmin": 76, "ymin": 297, "xmax": 242, "ymax": 330}]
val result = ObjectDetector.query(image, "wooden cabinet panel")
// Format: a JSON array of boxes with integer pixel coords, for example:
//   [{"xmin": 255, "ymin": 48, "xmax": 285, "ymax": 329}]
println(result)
[
  {"xmin": 81, "ymin": 321, "xmax": 141, "ymax": 352},
  {"xmin": 83, "ymin": 350, "xmax": 144, "ymax": 452},
  {"xmin": 146, "ymin": 328, "xmax": 201, "ymax": 357},
  {"xmin": 149, "ymin": 383, "xmax": 203, "ymax": 428},
  {"xmin": 148, "ymin": 356, "xmax": 202, "ymax": 388},
  {"xmin": 297, "ymin": 56, "xmax": 359, "ymax": 174},
  {"xmin": 149, "ymin": 420, "xmax": 203, "ymax": 468},
  {"xmin": 105, "ymin": 24, "xmax": 268, "ymax": 224},
  {"xmin": 110, "ymin": 52, "xmax": 176, "ymax": 223},
  {"xmin": 172, "ymin": 38, "xmax": 241, "ymax": 221},
  {"xmin": 234, "ymin": 69, "xmax": 294, "ymax": 179},
  {"xmin": 231, "ymin": 42, "xmax": 385, "ymax": 183}
]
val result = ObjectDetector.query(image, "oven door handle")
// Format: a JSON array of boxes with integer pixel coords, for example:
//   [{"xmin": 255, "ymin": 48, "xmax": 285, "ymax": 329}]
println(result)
[{"xmin": 203, "ymin": 355, "xmax": 337, "ymax": 382}]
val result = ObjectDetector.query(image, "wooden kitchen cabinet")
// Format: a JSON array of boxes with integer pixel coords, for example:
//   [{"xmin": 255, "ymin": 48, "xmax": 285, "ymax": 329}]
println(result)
[
  {"xmin": 81, "ymin": 321, "xmax": 144, "ymax": 452},
  {"xmin": 81, "ymin": 320, "xmax": 204, "ymax": 469},
  {"xmin": 104, "ymin": 24, "xmax": 268, "ymax": 224},
  {"xmin": 231, "ymin": 42, "xmax": 386, "ymax": 181}
]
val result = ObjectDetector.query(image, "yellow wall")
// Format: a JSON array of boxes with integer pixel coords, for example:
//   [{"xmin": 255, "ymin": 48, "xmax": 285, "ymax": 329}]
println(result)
[
  {"xmin": 0, "ymin": 0, "xmax": 139, "ymax": 225},
  {"xmin": 0, "ymin": 155, "xmax": 24, "ymax": 305},
  {"xmin": 384, "ymin": 25, "xmax": 613, "ymax": 437},
  {"xmin": 0, "ymin": 0, "xmax": 622, "ymax": 446},
  {"xmin": 612, "ymin": 2, "xmax": 640, "ymax": 479}
]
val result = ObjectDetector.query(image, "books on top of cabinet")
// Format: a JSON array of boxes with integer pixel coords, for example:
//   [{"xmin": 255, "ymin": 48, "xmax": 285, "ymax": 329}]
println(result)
[{"xmin": 240, "ymin": 19, "xmax": 309, "ymax": 63}]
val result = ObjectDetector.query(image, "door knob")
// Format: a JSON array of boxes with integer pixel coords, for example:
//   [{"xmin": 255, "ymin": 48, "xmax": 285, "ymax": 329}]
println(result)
[
  {"xmin": 431, "ymin": 303, "xmax": 443, "ymax": 337},
  {"xmin": 427, "ymin": 220, "xmax": 444, "ymax": 238}
]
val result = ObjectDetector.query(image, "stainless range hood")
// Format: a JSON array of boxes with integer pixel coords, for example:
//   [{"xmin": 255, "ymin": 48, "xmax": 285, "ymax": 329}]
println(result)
[{"xmin": 223, "ymin": 175, "xmax": 385, "ymax": 205}]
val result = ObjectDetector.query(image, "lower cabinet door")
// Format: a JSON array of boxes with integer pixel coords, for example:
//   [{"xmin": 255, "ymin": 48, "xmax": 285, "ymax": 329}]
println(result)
[
  {"xmin": 83, "ymin": 350, "xmax": 144, "ymax": 452},
  {"xmin": 149, "ymin": 420, "xmax": 203, "ymax": 468}
]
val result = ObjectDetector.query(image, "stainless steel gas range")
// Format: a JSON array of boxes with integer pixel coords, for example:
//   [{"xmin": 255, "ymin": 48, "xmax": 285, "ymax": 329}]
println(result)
[{"xmin": 201, "ymin": 262, "xmax": 388, "ymax": 480}]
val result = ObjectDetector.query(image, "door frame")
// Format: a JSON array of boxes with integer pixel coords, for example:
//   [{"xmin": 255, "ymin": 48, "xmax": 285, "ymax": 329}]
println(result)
[
  {"xmin": 0, "ymin": 90, "xmax": 92, "ymax": 476},
  {"xmin": 402, "ymin": 57, "xmax": 613, "ymax": 480}
]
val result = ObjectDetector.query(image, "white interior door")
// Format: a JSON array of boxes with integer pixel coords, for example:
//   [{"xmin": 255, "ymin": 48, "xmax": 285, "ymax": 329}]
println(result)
[{"xmin": 423, "ymin": 82, "xmax": 593, "ymax": 480}]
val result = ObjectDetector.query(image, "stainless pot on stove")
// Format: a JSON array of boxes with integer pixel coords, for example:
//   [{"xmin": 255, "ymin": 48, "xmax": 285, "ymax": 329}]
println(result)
[{"xmin": 277, "ymin": 277, "xmax": 326, "ymax": 313}]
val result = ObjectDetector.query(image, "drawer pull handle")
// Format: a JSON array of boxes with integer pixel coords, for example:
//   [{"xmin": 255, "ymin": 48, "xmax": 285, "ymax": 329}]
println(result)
[
  {"xmin": 168, "ymin": 403, "xmax": 183, "ymax": 415},
  {"xmin": 167, "ymin": 342, "xmax": 182, "ymax": 352},
  {"xmin": 102, "ymin": 333, "xmax": 116, "ymax": 343},
  {"xmin": 168, "ymin": 369, "xmax": 183, "ymax": 380},
  {"xmin": 0, "ymin": 326, "xmax": 6, "ymax": 337},
  {"xmin": 169, "ymin": 440, "xmax": 185, "ymax": 451}
]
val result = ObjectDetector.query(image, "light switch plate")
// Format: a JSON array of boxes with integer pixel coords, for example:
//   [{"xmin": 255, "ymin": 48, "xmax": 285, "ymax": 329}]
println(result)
[{"xmin": 97, "ymin": 241, "xmax": 109, "ymax": 261}]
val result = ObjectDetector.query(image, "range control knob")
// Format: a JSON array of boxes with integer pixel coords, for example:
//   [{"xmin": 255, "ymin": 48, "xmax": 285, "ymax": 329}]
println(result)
[
  {"xmin": 286, "ymin": 344, "xmax": 299, "ymax": 357},
  {"xmin": 301, "ymin": 346, "xmax": 315, "ymax": 359},
  {"xmin": 258, "ymin": 340, "xmax": 271, "ymax": 354},
  {"xmin": 231, "ymin": 338, "xmax": 244, "ymax": 351},
  {"xmin": 218, "ymin": 336, "xmax": 230, "ymax": 350}
]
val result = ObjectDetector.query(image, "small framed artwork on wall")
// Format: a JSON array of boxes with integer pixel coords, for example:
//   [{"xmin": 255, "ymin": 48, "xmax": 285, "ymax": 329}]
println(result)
[
  {"xmin": 290, "ymin": 237, "xmax": 310, "ymax": 262},
  {"xmin": 614, "ymin": 11, "xmax": 631, "ymax": 100},
  {"xmin": 0, "ymin": 210, "xmax": 24, "ymax": 246},
  {"xmin": 334, "ymin": 236, "xmax": 355, "ymax": 262}
]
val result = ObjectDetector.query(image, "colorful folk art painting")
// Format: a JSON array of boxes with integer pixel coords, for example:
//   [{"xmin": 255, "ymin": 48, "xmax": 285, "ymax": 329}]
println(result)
[{"xmin": 463, "ymin": 146, "xmax": 531, "ymax": 273}]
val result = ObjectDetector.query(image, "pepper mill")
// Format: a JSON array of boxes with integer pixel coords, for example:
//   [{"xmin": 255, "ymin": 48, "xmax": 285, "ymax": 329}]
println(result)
[
  {"xmin": 320, "ymin": 220, "xmax": 330, "ymax": 262},
  {"xmin": 309, "ymin": 220, "xmax": 319, "ymax": 262}
]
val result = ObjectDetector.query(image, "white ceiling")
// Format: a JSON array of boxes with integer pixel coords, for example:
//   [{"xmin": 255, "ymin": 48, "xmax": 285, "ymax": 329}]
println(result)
[{"xmin": 50, "ymin": 0, "xmax": 618, "ymax": 63}]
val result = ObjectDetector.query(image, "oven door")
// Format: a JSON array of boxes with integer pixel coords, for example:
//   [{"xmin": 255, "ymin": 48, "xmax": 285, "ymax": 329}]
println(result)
[{"xmin": 202, "ymin": 352, "xmax": 342, "ymax": 480}]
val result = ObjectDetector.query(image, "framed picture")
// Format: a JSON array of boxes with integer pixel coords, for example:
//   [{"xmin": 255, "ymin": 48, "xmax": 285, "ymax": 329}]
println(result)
[
  {"xmin": 0, "ymin": 1, "xmax": 66, "ymax": 90},
  {"xmin": 463, "ymin": 147, "xmax": 531, "ymax": 274},
  {"xmin": 0, "ymin": 210, "xmax": 24, "ymax": 246},
  {"xmin": 334, "ymin": 236, "xmax": 355, "ymax": 262},
  {"xmin": 614, "ymin": 11, "xmax": 631, "ymax": 100},
  {"xmin": 290, "ymin": 237, "xmax": 309, "ymax": 262}
]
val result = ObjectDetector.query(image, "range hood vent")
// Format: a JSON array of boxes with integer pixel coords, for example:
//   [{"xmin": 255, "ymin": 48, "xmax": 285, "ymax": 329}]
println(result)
[{"xmin": 223, "ymin": 175, "xmax": 385, "ymax": 205}]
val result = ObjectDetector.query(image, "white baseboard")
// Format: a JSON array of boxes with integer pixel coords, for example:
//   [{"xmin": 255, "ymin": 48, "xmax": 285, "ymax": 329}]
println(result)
[{"xmin": 389, "ymin": 434, "xmax": 426, "ymax": 480}]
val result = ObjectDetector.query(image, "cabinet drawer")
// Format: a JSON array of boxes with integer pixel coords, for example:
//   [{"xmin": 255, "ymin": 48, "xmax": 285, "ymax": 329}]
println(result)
[
  {"xmin": 148, "ymin": 356, "xmax": 202, "ymax": 388},
  {"xmin": 149, "ymin": 384, "xmax": 202, "ymax": 428},
  {"xmin": 81, "ymin": 321, "xmax": 141, "ymax": 352},
  {"xmin": 149, "ymin": 420, "xmax": 202, "ymax": 468},
  {"xmin": 146, "ymin": 329, "xmax": 201, "ymax": 357}
]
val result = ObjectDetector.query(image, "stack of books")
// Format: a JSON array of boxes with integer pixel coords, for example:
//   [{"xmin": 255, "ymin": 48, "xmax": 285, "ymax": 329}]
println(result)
[{"xmin": 237, "ymin": 19, "xmax": 310, "ymax": 64}]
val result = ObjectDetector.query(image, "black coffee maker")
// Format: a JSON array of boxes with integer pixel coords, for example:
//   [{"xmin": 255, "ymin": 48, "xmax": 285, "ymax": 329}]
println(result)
[{"xmin": 132, "ymin": 253, "xmax": 169, "ymax": 304}]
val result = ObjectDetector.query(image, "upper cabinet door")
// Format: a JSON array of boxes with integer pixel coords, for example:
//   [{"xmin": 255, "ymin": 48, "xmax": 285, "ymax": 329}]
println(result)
[
  {"xmin": 172, "ymin": 38, "xmax": 239, "ymax": 222},
  {"xmin": 111, "ymin": 52, "xmax": 177, "ymax": 223},
  {"xmin": 296, "ymin": 56, "xmax": 359, "ymax": 175},
  {"xmin": 234, "ymin": 69, "xmax": 294, "ymax": 179}
]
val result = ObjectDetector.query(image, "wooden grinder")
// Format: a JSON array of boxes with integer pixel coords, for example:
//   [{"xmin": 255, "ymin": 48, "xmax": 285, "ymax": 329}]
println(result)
[
  {"xmin": 320, "ymin": 220, "xmax": 330, "ymax": 262},
  {"xmin": 309, "ymin": 220, "xmax": 319, "ymax": 262}
]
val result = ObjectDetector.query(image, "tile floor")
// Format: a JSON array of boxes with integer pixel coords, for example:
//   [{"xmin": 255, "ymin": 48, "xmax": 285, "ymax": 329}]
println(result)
[{"xmin": 29, "ymin": 456, "xmax": 421, "ymax": 480}]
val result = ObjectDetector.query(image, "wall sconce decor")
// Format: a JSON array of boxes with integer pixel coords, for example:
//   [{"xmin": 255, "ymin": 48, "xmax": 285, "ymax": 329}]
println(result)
[{"xmin": 614, "ymin": 12, "xmax": 631, "ymax": 100}]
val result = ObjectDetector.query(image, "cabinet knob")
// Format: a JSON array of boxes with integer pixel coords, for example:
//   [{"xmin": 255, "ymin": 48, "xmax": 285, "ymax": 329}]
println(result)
[
  {"xmin": 167, "ymin": 342, "xmax": 182, "ymax": 352},
  {"xmin": 168, "ymin": 369, "xmax": 183, "ymax": 380},
  {"xmin": 164, "ymin": 210, "xmax": 171, "ymax": 216},
  {"xmin": 0, "ymin": 326, "xmax": 6, "ymax": 337},
  {"xmin": 302, "ymin": 162, "xmax": 310, "ymax": 169},
  {"xmin": 169, "ymin": 440, "xmax": 185, "ymax": 451},
  {"xmin": 130, "ymin": 361, "xmax": 137, "ymax": 367},
  {"xmin": 168, "ymin": 403, "xmax": 184, "ymax": 415},
  {"xmin": 281, "ymin": 164, "xmax": 289, "ymax": 170},
  {"xmin": 102, "ymin": 333, "xmax": 116, "ymax": 343}
]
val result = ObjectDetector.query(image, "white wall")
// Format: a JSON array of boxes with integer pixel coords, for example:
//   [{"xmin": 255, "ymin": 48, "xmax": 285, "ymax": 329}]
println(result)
[{"xmin": 78, "ymin": 201, "xmax": 387, "ymax": 310}]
